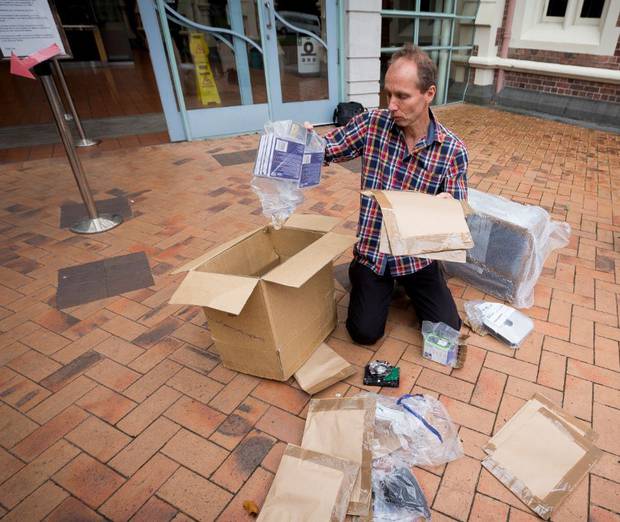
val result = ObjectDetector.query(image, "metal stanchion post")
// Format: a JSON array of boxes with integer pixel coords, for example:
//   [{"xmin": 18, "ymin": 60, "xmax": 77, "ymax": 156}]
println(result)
[
  {"xmin": 51, "ymin": 59, "xmax": 100, "ymax": 147},
  {"xmin": 34, "ymin": 61, "xmax": 121, "ymax": 234}
]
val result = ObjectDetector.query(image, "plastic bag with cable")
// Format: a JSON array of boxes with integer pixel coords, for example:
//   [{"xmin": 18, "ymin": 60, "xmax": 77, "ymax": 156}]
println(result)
[
  {"xmin": 371, "ymin": 459, "xmax": 431, "ymax": 521},
  {"xmin": 369, "ymin": 393, "xmax": 463, "ymax": 467}
]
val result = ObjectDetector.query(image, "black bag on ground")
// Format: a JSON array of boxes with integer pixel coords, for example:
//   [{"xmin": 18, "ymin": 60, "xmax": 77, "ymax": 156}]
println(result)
[{"xmin": 333, "ymin": 102, "xmax": 365, "ymax": 127}]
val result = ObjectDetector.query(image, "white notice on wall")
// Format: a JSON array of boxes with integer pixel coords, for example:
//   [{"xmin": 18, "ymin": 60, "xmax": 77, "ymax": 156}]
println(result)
[{"xmin": 0, "ymin": 0, "xmax": 66, "ymax": 57}]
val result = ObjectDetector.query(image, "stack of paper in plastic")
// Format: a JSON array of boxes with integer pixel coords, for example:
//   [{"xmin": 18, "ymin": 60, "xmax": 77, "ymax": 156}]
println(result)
[{"xmin": 253, "ymin": 120, "xmax": 325, "ymax": 188}]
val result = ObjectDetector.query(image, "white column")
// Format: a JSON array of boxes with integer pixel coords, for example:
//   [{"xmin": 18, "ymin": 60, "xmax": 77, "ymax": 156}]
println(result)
[
  {"xmin": 472, "ymin": 0, "xmax": 506, "ymax": 86},
  {"xmin": 345, "ymin": 0, "xmax": 382, "ymax": 108}
]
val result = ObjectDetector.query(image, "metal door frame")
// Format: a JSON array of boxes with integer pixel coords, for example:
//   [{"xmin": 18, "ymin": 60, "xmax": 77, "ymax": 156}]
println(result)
[
  {"xmin": 138, "ymin": 0, "xmax": 341, "ymax": 141},
  {"xmin": 259, "ymin": 0, "xmax": 339, "ymax": 123}
]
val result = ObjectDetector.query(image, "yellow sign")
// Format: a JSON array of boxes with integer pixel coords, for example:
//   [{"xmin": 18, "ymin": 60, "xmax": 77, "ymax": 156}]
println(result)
[{"xmin": 188, "ymin": 32, "xmax": 221, "ymax": 106}]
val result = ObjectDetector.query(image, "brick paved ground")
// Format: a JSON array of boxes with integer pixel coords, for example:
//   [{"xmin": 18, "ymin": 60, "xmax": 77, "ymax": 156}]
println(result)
[{"xmin": 0, "ymin": 104, "xmax": 618, "ymax": 521}]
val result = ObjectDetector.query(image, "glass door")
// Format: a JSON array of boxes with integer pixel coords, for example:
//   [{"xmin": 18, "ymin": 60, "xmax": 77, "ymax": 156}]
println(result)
[
  {"xmin": 259, "ymin": 0, "xmax": 339, "ymax": 123},
  {"xmin": 137, "ymin": 0, "xmax": 339, "ymax": 141}
]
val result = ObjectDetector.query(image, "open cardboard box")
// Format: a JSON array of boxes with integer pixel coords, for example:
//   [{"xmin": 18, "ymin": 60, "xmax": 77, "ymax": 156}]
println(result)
[{"xmin": 170, "ymin": 215, "xmax": 357, "ymax": 381}]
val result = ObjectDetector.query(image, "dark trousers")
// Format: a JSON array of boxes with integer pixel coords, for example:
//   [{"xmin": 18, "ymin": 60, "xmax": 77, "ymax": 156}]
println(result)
[{"xmin": 346, "ymin": 260, "xmax": 461, "ymax": 345}]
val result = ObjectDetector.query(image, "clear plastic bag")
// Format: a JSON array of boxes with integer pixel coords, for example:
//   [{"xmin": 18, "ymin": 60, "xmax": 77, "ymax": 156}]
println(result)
[
  {"xmin": 368, "ymin": 393, "xmax": 464, "ymax": 467},
  {"xmin": 371, "ymin": 458, "xmax": 431, "ymax": 521},
  {"xmin": 463, "ymin": 299, "xmax": 488, "ymax": 335},
  {"xmin": 421, "ymin": 321, "xmax": 461, "ymax": 367},
  {"xmin": 250, "ymin": 176, "xmax": 304, "ymax": 229},
  {"xmin": 443, "ymin": 189, "xmax": 571, "ymax": 308},
  {"xmin": 252, "ymin": 120, "xmax": 325, "ymax": 228}
]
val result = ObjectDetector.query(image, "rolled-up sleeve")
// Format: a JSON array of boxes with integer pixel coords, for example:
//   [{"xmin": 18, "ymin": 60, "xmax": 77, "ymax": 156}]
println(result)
[
  {"xmin": 444, "ymin": 145, "xmax": 468, "ymax": 200},
  {"xmin": 323, "ymin": 112, "xmax": 369, "ymax": 164}
]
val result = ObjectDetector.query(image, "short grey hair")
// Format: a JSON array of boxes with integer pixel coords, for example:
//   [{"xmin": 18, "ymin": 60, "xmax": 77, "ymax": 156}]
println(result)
[{"xmin": 388, "ymin": 44, "xmax": 437, "ymax": 92}]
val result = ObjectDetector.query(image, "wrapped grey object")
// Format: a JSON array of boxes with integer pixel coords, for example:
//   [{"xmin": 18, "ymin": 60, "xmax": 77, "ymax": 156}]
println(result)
[{"xmin": 443, "ymin": 189, "xmax": 570, "ymax": 308}]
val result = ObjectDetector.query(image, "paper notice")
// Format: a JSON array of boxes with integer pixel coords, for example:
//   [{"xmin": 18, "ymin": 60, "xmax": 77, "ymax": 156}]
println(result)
[{"xmin": 0, "ymin": 0, "xmax": 66, "ymax": 57}]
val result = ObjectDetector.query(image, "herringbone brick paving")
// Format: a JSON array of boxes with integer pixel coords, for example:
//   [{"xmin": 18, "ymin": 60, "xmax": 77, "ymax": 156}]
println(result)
[{"xmin": 0, "ymin": 103, "xmax": 619, "ymax": 521}]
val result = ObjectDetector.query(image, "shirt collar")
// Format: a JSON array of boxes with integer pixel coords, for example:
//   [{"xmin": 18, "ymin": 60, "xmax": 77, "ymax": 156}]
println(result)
[{"xmin": 390, "ymin": 108, "xmax": 444, "ymax": 147}]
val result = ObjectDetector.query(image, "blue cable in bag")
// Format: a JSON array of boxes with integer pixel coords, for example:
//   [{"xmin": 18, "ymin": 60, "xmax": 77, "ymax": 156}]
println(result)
[{"xmin": 396, "ymin": 394, "xmax": 443, "ymax": 443}]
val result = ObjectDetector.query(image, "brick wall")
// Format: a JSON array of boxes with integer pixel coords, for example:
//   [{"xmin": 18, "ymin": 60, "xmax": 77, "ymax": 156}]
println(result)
[{"xmin": 503, "ymin": 71, "xmax": 620, "ymax": 102}]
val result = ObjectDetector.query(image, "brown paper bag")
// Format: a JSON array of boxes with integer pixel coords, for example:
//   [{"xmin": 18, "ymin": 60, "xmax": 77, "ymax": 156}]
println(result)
[
  {"xmin": 301, "ymin": 396, "xmax": 376, "ymax": 516},
  {"xmin": 294, "ymin": 343, "xmax": 357, "ymax": 395},
  {"xmin": 257, "ymin": 444, "xmax": 359, "ymax": 522}
]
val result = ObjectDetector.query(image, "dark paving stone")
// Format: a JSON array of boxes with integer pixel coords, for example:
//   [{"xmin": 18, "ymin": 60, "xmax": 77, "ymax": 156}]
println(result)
[
  {"xmin": 59, "ymin": 197, "xmax": 133, "ymax": 229},
  {"xmin": 4, "ymin": 256, "xmax": 43, "ymax": 275},
  {"xmin": 56, "ymin": 252, "xmax": 154, "ymax": 309},
  {"xmin": 233, "ymin": 434, "xmax": 275, "ymax": 474},
  {"xmin": 216, "ymin": 414, "xmax": 252, "ymax": 437},
  {"xmin": 40, "ymin": 351, "xmax": 103, "ymax": 392},
  {"xmin": 173, "ymin": 158, "xmax": 194, "ymax": 166},
  {"xmin": 106, "ymin": 188, "xmax": 128, "ymax": 197},
  {"xmin": 212, "ymin": 149, "xmax": 258, "ymax": 167},
  {"xmin": 595, "ymin": 255, "xmax": 615, "ymax": 273},
  {"xmin": 5, "ymin": 204, "xmax": 30, "ymax": 213},
  {"xmin": 23, "ymin": 234, "xmax": 53, "ymax": 247},
  {"xmin": 133, "ymin": 316, "xmax": 182, "ymax": 348}
]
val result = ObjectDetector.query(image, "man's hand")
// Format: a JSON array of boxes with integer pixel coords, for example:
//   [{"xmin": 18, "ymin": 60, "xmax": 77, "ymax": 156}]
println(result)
[
  {"xmin": 436, "ymin": 192, "xmax": 454, "ymax": 199},
  {"xmin": 303, "ymin": 121, "xmax": 314, "ymax": 132}
]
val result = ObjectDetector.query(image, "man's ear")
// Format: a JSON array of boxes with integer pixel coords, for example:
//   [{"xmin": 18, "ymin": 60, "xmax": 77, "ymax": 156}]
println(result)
[{"xmin": 425, "ymin": 84, "xmax": 437, "ymax": 104}]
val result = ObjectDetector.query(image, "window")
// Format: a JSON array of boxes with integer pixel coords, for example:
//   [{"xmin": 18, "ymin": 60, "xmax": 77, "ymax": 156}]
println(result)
[
  {"xmin": 380, "ymin": 2, "xmax": 477, "ymax": 105},
  {"xmin": 510, "ymin": 0, "xmax": 618, "ymax": 55},
  {"xmin": 546, "ymin": 0, "xmax": 568, "ymax": 17},
  {"xmin": 580, "ymin": 0, "xmax": 605, "ymax": 18}
]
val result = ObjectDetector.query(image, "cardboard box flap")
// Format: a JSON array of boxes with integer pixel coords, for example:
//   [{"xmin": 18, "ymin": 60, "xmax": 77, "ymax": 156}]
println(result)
[
  {"xmin": 284, "ymin": 214, "xmax": 341, "ymax": 233},
  {"xmin": 363, "ymin": 189, "xmax": 472, "ymax": 216},
  {"xmin": 170, "ymin": 271, "xmax": 259, "ymax": 315},
  {"xmin": 262, "ymin": 232, "xmax": 357, "ymax": 288},
  {"xmin": 172, "ymin": 226, "xmax": 264, "ymax": 274}
]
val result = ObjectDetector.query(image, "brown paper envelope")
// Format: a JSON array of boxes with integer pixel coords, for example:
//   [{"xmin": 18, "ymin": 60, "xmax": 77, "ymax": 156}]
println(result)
[
  {"xmin": 257, "ymin": 444, "xmax": 359, "ymax": 522},
  {"xmin": 485, "ymin": 393, "xmax": 597, "ymax": 455},
  {"xmin": 302, "ymin": 396, "xmax": 375, "ymax": 516},
  {"xmin": 482, "ymin": 407, "xmax": 601, "ymax": 520},
  {"xmin": 294, "ymin": 343, "xmax": 357, "ymax": 395}
]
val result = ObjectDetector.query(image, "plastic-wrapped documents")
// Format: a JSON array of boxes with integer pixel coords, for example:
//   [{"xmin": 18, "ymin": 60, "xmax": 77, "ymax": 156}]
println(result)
[
  {"xmin": 464, "ymin": 300, "xmax": 534, "ymax": 347},
  {"xmin": 253, "ymin": 120, "xmax": 325, "ymax": 188},
  {"xmin": 443, "ymin": 189, "xmax": 570, "ymax": 308},
  {"xmin": 252, "ymin": 120, "xmax": 326, "ymax": 228}
]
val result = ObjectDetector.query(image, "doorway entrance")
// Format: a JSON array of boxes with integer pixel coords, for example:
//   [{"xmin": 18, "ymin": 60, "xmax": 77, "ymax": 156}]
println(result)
[{"xmin": 137, "ymin": 0, "xmax": 340, "ymax": 141}]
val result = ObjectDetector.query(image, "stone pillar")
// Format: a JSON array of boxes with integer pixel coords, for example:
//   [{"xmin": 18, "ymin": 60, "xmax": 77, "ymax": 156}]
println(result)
[
  {"xmin": 466, "ymin": 0, "xmax": 505, "ymax": 104},
  {"xmin": 345, "ymin": 0, "xmax": 382, "ymax": 108}
]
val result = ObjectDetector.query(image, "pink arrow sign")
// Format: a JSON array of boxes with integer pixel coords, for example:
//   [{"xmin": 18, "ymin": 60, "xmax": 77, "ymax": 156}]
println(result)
[{"xmin": 10, "ymin": 43, "xmax": 62, "ymax": 79}]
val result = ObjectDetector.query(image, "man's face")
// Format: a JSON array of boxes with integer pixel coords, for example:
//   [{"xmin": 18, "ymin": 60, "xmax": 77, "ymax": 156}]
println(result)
[{"xmin": 384, "ymin": 58, "xmax": 436, "ymax": 129}]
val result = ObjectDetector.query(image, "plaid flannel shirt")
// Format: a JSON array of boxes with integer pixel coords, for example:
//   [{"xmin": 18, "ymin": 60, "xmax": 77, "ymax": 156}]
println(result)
[{"xmin": 324, "ymin": 108, "xmax": 468, "ymax": 277}]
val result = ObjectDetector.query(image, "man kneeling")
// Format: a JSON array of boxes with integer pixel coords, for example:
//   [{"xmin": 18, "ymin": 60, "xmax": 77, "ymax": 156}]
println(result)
[{"xmin": 322, "ymin": 45, "xmax": 468, "ymax": 344}]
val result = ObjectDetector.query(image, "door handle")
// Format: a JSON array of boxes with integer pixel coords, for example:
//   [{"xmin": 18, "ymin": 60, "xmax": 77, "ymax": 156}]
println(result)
[{"xmin": 264, "ymin": 1, "xmax": 272, "ymax": 29}]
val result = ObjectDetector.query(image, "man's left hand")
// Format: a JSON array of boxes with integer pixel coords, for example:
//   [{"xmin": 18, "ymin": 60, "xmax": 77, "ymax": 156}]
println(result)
[{"xmin": 436, "ymin": 192, "xmax": 454, "ymax": 199}]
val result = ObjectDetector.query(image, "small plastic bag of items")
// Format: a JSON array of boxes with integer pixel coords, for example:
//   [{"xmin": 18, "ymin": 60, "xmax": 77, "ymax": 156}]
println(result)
[
  {"xmin": 464, "ymin": 300, "xmax": 534, "ymax": 348},
  {"xmin": 369, "ymin": 393, "xmax": 463, "ymax": 468},
  {"xmin": 442, "ymin": 189, "xmax": 571, "ymax": 308},
  {"xmin": 252, "ymin": 120, "xmax": 326, "ymax": 228},
  {"xmin": 370, "ymin": 460, "xmax": 431, "ymax": 521},
  {"xmin": 421, "ymin": 320, "xmax": 463, "ymax": 367}
]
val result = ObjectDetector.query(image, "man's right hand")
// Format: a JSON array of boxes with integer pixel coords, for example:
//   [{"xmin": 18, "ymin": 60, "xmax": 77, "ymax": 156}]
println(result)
[{"xmin": 303, "ymin": 121, "xmax": 314, "ymax": 131}]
